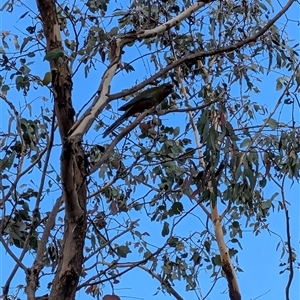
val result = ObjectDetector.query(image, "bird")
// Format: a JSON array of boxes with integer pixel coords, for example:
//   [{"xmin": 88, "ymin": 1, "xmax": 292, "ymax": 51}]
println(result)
[{"xmin": 103, "ymin": 83, "xmax": 173, "ymax": 138}]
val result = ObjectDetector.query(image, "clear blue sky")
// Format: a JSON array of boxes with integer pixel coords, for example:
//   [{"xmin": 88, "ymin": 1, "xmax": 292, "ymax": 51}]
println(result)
[{"xmin": 0, "ymin": 1, "xmax": 299, "ymax": 300}]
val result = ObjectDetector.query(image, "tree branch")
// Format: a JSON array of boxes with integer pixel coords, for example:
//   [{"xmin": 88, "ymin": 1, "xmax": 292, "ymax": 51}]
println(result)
[{"xmin": 109, "ymin": 0, "xmax": 296, "ymax": 102}]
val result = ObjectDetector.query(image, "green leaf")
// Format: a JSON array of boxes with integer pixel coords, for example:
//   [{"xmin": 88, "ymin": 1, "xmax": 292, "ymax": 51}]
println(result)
[
  {"xmin": 167, "ymin": 236, "xmax": 178, "ymax": 247},
  {"xmin": 229, "ymin": 248, "xmax": 238, "ymax": 257},
  {"xmin": 123, "ymin": 63, "xmax": 135, "ymax": 73},
  {"xmin": 27, "ymin": 52, "xmax": 35, "ymax": 58},
  {"xmin": 190, "ymin": 251, "xmax": 201, "ymax": 265},
  {"xmin": 20, "ymin": 36, "xmax": 33, "ymax": 53},
  {"xmin": 13, "ymin": 35, "xmax": 20, "ymax": 50},
  {"xmin": 161, "ymin": 221, "xmax": 169, "ymax": 237},
  {"xmin": 109, "ymin": 26, "xmax": 119, "ymax": 36},
  {"xmin": 240, "ymin": 138, "xmax": 251, "ymax": 148},
  {"xmin": 173, "ymin": 126, "xmax": 180, "ymax": 136},
  {"xmin": 133, "ymin": 203, "xmax": 143, "ymax": 211},
  {"xmin": 261, "ymin": 199, "xmax": 272, "ymax": 210},
  {"xmin": 143, "ymin": 250, "xmax": 152, "ymax": 260},
  {"xmin": 295, "ymin": 71, "xmax": 300, "ymax": 89},
  {"xmin": 171, "ymin": 202, "xmax": 183, "ymax": 215},
  {"xmin": 117, "ymin": 245, "xmax": 131, "ymax": 258},
  {"xmin": 270, "ymin": 192, "xmax": 279, "ymax": 201},
  {"xmin": 212, "ymin": 255, "xmax": 222, "ymax": 266},
  {"xmin": 44, "ymin": 48, "xmax": 64, "ymax": 61},
  {"xmin": 267, "ymin": 118, "xmax": 278, "ymax": 130},
  {"xmin": 232, "ymin": 221, "xmax": 240, "ymax": 229},
  {"xmin": 244, "ymin": 168, "xmax": 256, "ymax": 190},
  {"xmin": 1, "ymin": 84, "xmax": 10, "ymax": 95},
  {"xmin": 64, "ymin": 39, "xmax": 76, "ymax": 51},
  {"xmin": 42, "ymin": 72, "xmax": 52, "ymax": 86},
  {"xmin": 204, "ymin": 240, "xmax": 211, "ymax": 253},
  {"xmin": 0, "ymin": 151, "xmax": 16, "ymax": 171}
]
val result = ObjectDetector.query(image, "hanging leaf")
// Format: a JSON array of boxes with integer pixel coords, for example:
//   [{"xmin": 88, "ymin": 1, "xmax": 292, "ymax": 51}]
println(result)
[
  {"xmin": 267, "ymin": 118, "xmax": 278, "ymax": 130},
  {"xmin": 42, "ymin": 72, "xmax": 52, "ymax": 86},
  {"xmin": 162, "ymin": 221, "xmax": 170, "ymax": 237},
  {"xmin": 20, "ymin": 36, "xmax": 33, "ymax": 53},
  {"xmin": 44, "ymin": 48, "xmax": 64, "ymax": 61},
  {"xmin": 116, "ymin": 245, "xmax": 131, "ymax": 258}
]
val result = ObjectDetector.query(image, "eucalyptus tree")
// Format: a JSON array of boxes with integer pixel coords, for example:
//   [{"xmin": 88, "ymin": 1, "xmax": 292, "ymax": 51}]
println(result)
[{"xmin": 0, "ymin": 1, "xmax": 299, "ymax": 300}]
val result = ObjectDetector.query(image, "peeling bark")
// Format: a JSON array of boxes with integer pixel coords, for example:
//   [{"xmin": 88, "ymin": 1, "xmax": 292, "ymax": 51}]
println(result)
[
  {"xmin": 25, "ymin": 1, "xmax": 87, "ymax": 300},
  {"xmin": 211, "ymin": 207, "xmax": 241, "ymax": 300}
]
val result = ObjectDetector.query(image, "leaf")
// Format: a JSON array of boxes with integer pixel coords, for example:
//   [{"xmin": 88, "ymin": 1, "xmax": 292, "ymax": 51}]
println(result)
[
  {"xmin": 103, "ymin": 295, "xmax": 121, "ymax": 300},
  {"xmin": 197, "ymin": 110, "xmax": 208, "ymax": 133},
  {"xmin": 117, "ymin": 245, "xmax": 131, "ymax": 258},
  {"xmin": 190, "ymin": 251, "xmax": 201, "ymax": 265},
  {"xmin": 275, "ymin": 49, "xmax": 281, "ymax": 65},
  {"xmin": 26, "ymin": 25, "xmax": 36, "ymax": 34},
  {"xmin": 244, "ymin": 168, "xmax": 256, "ymax": 190},
  {"xmin": 109, "ymin": 26, "xmax": 118, "ymax": 36},
  {"xmin": 232, "ymin": 221, "xmax": 240, "ymax": 229},
  {"xmin": 0, "ymin": 151, "xmax": 16, "ymax": 171},
  {"xmin": 42, "ymin": 72, "xmax": 52, "ymax": 86},
  {"xmin": 2, "ymin": 39, "xmax": 9, "ymax": 49},
  {"xmin": 143, "ymin": 250, "xmax": 152, "ymax": 260},
  {"xmin": 295, "ymin": 71, "xmax": 300, "ymax": 89},
  {"xmin": 212, "ymin": 255, "xmax": 222, "ymax": 266},
  {"xmin": 64, "ymin": 39, "xmax": 76, "ymax": 51},
  {"xmin": 27, "ymin": 52, "xmax": 35, "ymax": 58},
  {"xmin": 13, "ymin": 35, "xmax": 20, "ymax": 50},
  {"xmin": 276, "ymin": 78, "xmax": 283, "ymax": 90},
  {"xmin": 44, "ymin": 48, "xmax": 64, "ymax": 61},
  {"xmin": 112, "ymin": 8, "xmax": 127, "ymax": 16},
  {"xmin": 240, "ymin": 138, "xmax": 251, "ymax": 148},
  {"xmin": 1, "ymin": 84, "xmax": 10, "ymax": 95},
  {"xmin": 20, "ymin": 36, "xmax": 33, "ymax": 53},
  {"xmin": 100, "ymin": 49, "xmax": 106, "ymax": 62},
  {"xmin": 284, "ymin": 98, "xmax": 293, "ymax": 104},
  {"xmin": 171, "ymin": 202, "xmax": 183, "ymax": 215},
  {"xmin": 17, "ymin": 11, "xmax": 29, "ymax": 21},
  {"xmin": 85, "ymin": 284, "xmax": 98, "ymax": 295},
  {"xmin": 133, "ymin": 203, "xmax": 142, "ymax": 211},
  {"xmin": 204, "ymin": 240, "xmax": 211, "ymax": 253},
  {"xmin": 267, "ymin": 118, "xmax": 278, "ymax": 130},
  {"xmin": 91, "ymin": 234, "xmax": 96, "ymax": 249},
  {"xmin": 270, "ymin": 192, "xmax": 279, "ymax": 201},
  {"xmin": 261, "ymin": 199, "xmax": 272, "ymax": 210},
  {"xmin": 0, "ymin": 1, "xmax": 10, "ymax": 11},
  {"xmin": 228, "ymin": 248, "xmax": 238, "ymax": 257},
  {"xmin": 167, "ymin": 236, "xmax": 178, "ymax": 247},
  {"xmin": 161, "ymin": 221, "xmax": 169, "ymax": 237},
  {"xmin": 123, "ymin": 62, "xmax": 135, "ymax": 73},
  {"xmin": 109, "ymin": 199, "xmax": 118, "ymax": 215},
  {"xmin": 173, "ymin": 126, "xmax": 180, "ymax": 136}
]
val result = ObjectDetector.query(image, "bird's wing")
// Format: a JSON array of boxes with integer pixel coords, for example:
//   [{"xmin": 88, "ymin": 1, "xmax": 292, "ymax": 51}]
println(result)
[{"xmin": 118, "ymin": 86, "xmax": 161, "ymax": 111}]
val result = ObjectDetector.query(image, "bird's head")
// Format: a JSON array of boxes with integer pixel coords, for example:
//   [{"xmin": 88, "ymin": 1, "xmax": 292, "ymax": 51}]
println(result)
[
  {"xmin": 162, "ymin": 83, "xmax": 174, "ymax": 93},
  {"xmin": 160, "ymin": 83, "xmax": 174, "ymax": 98}
]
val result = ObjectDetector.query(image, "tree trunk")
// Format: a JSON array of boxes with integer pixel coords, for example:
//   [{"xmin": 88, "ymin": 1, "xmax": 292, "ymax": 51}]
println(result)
[{"xmin": 26, "ymin": 1, "xmax": 87, "ymax": 300}]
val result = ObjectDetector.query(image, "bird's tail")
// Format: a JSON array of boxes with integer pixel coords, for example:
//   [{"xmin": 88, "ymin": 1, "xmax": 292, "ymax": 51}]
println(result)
[{"xmin": 102, "ymin": 114, "xmax": 127, "ymax": 138}]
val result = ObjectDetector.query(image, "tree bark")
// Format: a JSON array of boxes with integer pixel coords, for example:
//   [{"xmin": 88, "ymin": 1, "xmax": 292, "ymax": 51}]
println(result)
[{"xmin": 26, "ymin": 1, "xmax": 87, "ymax": 300}]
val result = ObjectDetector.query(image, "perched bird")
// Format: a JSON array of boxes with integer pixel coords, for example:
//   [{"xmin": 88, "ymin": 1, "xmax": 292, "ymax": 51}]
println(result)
[{"xmin": 103, "ymin": 83, "xmax": 173, "ymax": 138}]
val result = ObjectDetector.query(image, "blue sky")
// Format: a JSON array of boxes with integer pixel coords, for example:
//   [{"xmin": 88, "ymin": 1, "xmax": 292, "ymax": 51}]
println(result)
[{"xmin": 0, "ymin": 1, "xmax": 299, "ymax": 299}]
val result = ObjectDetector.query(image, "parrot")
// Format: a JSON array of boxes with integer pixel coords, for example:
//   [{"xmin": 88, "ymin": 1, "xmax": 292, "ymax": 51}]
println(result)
[{"xmin": 103, "ymin": 83, "xmax": 173, "ymax": 138}]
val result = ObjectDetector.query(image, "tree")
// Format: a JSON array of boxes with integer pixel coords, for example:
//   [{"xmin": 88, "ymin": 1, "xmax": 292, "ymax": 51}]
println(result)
[{"xmin": 0, "ymin": 0, "xmax": 299, "ymax": 299}]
